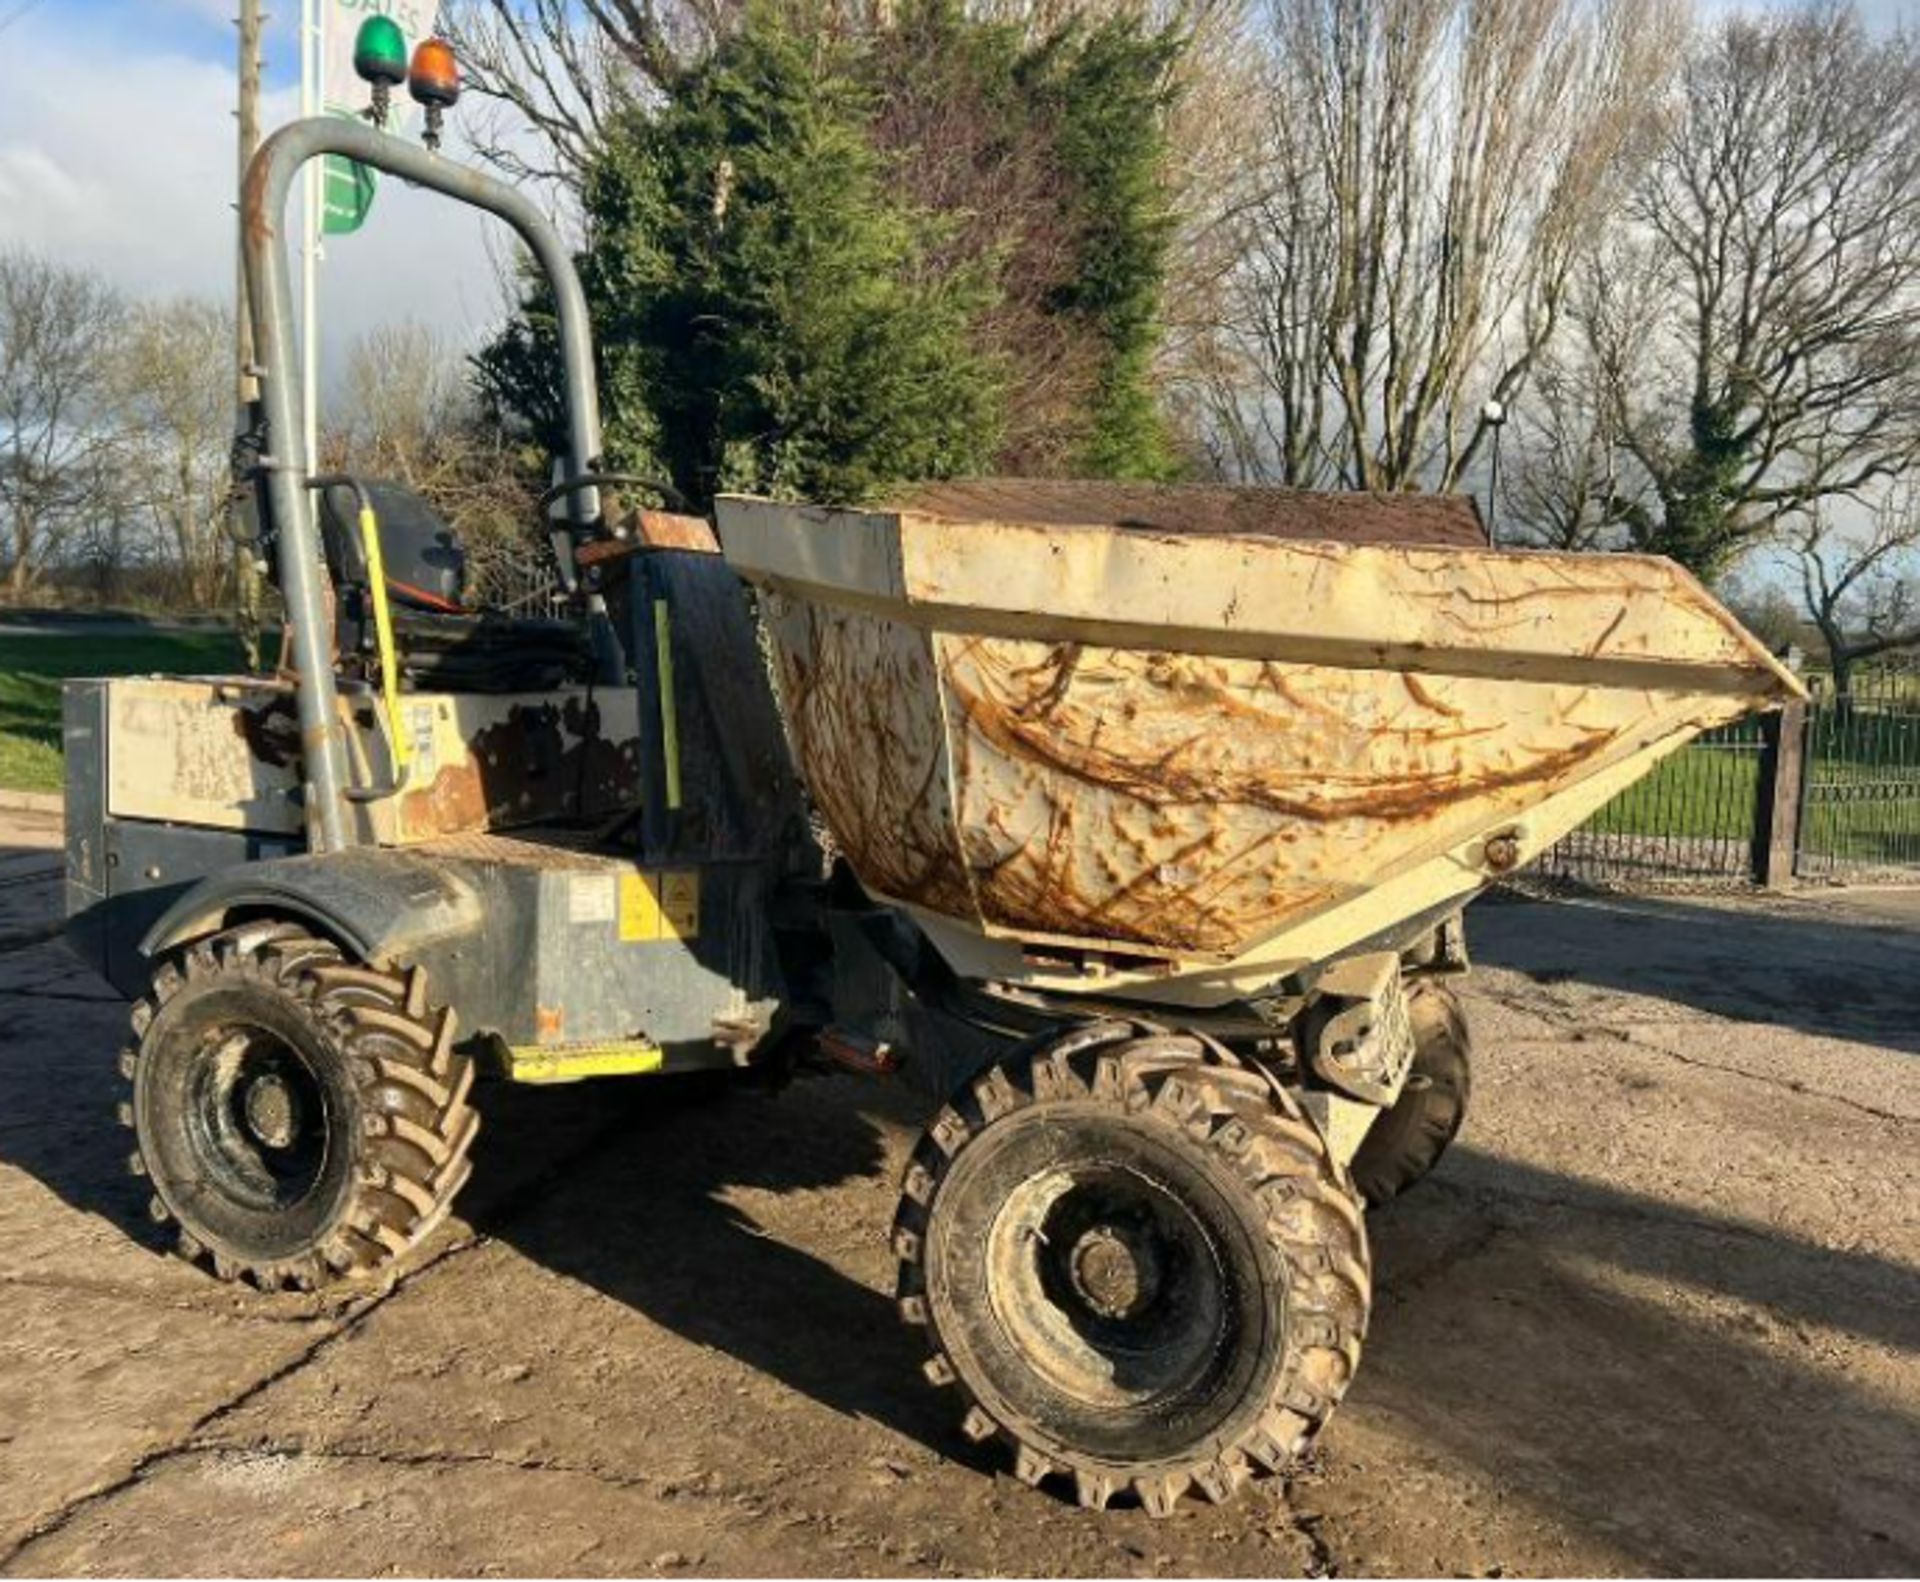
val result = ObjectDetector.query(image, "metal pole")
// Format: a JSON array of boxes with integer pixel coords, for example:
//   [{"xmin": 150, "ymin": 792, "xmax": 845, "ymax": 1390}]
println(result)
[
  {"xmin": 1481, "ymin": 398, "xmax": 1507, "ymax": 548},
  {"xmin": 236, "ymin": 0, "xmax": 262, "ymax": 411},
  {"xmin": 234, "ymin": 0, "xmax": 265, "ymax": 669},
  {"xmin": 300, "ymin": 0, "xmax": 321, "ymax": 476},
  {"xmin": 241, "ymin": 117, "xmax": 608, "ymax": 852},
  {"xmin": 1487, "ymin": 426, "xmax": 1502, "ymax": 547}
]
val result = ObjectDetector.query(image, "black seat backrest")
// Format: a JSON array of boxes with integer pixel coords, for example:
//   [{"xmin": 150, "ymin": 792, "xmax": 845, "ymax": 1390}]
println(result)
[{"xmin": 316, "ymin": 479, "xmax": 467, "ymax": 612}]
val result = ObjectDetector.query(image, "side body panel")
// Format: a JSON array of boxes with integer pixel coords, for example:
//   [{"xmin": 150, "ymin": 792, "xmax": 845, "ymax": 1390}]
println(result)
[
  {"xmin": 65, "ymin": 681, "xmax": 299, "ymax": 995},
  {"xmin": 98, "ymin": 677, "xmax": 642, "ymax": 843}
]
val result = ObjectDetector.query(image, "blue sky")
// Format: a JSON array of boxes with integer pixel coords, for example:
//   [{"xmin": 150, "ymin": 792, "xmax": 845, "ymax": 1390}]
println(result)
[
  {"xmin": 48, "ymin": 0, "xmax": 247, "ymax": 77},
  {"xmin": 0, "ymin": 0, "xmax": 506, "ymax": 391}
]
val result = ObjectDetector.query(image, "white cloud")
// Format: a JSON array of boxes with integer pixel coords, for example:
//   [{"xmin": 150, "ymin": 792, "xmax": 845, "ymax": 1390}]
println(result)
[
  {"xmin": 0, "ymin": 11, "xmax": 513, "ymax": 401},
  {"xmin": 0, "ymin": 146, "xmax": 90, "ymax": 216}
]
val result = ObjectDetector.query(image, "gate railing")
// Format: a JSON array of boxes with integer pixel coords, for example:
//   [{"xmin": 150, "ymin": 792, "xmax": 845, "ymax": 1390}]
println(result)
[
  {"xmin": 1796, "ymin": 671, "xmax": 1920, "ymax": 881},
  {"xmin": 1529, "ymin": 713, "xmax": 1772, "ymax": 887},
  {"xmin": 1533, "ymin": 666, "xmax": 1920, "ymax": 890}
]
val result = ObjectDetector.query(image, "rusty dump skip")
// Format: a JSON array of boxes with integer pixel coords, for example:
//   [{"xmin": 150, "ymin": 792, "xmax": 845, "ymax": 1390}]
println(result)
[{"xmin": 715, "ymin": 485, "xmax": 1805, "ymax": 1005}]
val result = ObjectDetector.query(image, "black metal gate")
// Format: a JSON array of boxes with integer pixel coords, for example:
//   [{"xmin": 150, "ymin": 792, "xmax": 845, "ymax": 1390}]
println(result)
[
  {"xmin": 1534, "ymin": 667, "xmax": 1920, "ymax": 890},
  {"xmin": 1796, "ymin": 672, "xmax": 1920, "ymax": 881},
  {"xmin": 1530, "ymin": 713, "xmax": 1771, "ymax": 887}
]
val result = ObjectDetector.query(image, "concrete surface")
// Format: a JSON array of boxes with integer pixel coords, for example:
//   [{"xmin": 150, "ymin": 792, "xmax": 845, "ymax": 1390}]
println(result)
[{"xmin": 0, "ymin": 805, "xmax": 1914, "ymax": 1577}]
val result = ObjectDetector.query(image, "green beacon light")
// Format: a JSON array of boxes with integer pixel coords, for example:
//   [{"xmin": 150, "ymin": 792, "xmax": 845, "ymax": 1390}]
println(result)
[{"xmin": 353, "ymin": 15, "xmax": 409, "ymax": 126}]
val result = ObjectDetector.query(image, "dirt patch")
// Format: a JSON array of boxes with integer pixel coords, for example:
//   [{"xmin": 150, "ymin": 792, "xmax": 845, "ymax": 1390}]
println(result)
[{"xmin": 0, "ymin": 809, "xmax": 1915, "ymax": 1576}]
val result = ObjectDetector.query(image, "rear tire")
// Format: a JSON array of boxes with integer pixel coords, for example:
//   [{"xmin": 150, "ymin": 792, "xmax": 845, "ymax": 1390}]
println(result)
[
  {"xmin": 120, "ymin": 923, "xmax": 479, "ymax": 1291},
  {"xmin": 894, "ymin": 1023, "xmax": 1370, "ymax": 1514},
  {"xmin": 1349, "ymin": 979, "xmax": 1471, "ymax": 1207}
]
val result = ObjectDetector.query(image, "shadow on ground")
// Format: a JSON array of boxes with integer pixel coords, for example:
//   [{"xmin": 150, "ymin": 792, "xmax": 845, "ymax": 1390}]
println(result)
[
  {"xmin": 1433, "ymin": 1145, "xmax": 1920, "ymax": 1355},
  {"xmin": 1361, "ymin": 1150, "xmax": 1919, "ymax": 1575},
  {"xmin": 472, "ymin": 1077, "xmax": 1920, "ymax": 1572},
  {"xmin": 0, "ymin": 838, "xmax": 65, "ymax": 948},
  {"xmin": 1471, "ymin": 889, "xmax": 1920, "ymax": 1054},
  {"xmin": 484, "ymin": 1072, "xmax": 988, "ymax": 1471}
]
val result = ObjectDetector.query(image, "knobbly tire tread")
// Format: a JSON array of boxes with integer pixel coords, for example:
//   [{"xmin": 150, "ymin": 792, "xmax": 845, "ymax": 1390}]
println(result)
[
  {"xmin": 118, "ymin": 923, "xmax": 479, "ymax": 1293},
  {"xmin": 894, "ymin": 1022, "xmax": 1371, "ymax": 1515},
  {"xmin": 1349, "ymin": 978, "xmax": 1472, "ymax": 1207}
]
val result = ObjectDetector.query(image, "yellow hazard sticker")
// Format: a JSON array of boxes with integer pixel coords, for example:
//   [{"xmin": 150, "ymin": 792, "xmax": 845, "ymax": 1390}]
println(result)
[
  {"xmin": 618, "ymin": 869, "xmax": 701, "ymax": 941},
  {"xmin": 659, "ymin": 870, "xmax": 700, "ymax": 936}
]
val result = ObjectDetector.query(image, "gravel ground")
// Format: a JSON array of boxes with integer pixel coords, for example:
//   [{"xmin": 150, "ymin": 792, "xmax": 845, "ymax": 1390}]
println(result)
[{"xmin": 0, "ymin": 806, "xmax": 1914, "ymax": 1577}]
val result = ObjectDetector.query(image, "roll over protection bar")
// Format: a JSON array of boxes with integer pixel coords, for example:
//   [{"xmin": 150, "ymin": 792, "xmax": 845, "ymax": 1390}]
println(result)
[{"xmin": 239, "ymin": 115, "xmax": 609, "ymax": 852}]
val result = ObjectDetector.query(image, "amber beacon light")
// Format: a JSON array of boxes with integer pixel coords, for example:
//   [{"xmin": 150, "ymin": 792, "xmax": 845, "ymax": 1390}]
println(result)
[
  {"xmin": 408, "ymin": 37, "xmax": 460, "ymax": 149},
  {"xmin": 409, "ymin": 39, "xmax": 461, "ymax": 107}
]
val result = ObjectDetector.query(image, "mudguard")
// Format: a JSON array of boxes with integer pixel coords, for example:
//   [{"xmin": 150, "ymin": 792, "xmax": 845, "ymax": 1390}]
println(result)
[{"xmin": 141, "ymin": 846, "xmax": 484, "ymax": 969}]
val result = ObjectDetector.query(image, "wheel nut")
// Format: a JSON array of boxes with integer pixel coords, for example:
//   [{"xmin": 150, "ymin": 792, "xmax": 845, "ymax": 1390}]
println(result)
[
  {"xmin": 244, "ymin": 1075, "xmax": 298, "ymax": 1150},
  {"xmin": 1069, "ymin": 1226, "xmax": 1159, "ymax": 1319}
]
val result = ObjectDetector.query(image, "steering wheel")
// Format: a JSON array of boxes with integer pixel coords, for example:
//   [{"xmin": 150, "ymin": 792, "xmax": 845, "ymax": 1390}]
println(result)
[{"xmin": 540, "ymin": 471, "xmax": 691, "ymax": 520}]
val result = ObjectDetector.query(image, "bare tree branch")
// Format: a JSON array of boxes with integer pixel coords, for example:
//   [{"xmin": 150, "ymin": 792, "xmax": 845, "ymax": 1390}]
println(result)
[
  {"xmin": 1589, "ymin": 1, "xmax": 1920, "ymax": 573},
  {"xmin": 324, "ymin": 322, "xmax": 539, "ymax": 552},
  {"xmin": 1786, "ymin": 488, "xmax": 1920, "ymax": 693},
  {"xmin": 441, "ymin": 0, "xmax": 739, "ymax": 187},
  {"xmin": 107, "ymin": 296, "xmax": 236, "ymax": 608},
  {"xmin": 1188, "ymin": 0, "xmax": 1681, "ymax": 493},
  {"xmin": 0, "ymin": 250, "xmax": 124, "ymax": 597}
]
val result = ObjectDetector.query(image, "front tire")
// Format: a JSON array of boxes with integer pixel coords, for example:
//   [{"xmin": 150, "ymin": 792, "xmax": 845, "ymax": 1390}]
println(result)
[
  {"xmin": 894, "ymin": 1023, "xmax": 1370, "ymax": 1514},
  {"xmin": 1349, "ymin": 979, "xmax": 1471, "ymax": 1207},
  {"xmin": 120, "ymin": 923, "xmax": 479, "ymax": 1291}
]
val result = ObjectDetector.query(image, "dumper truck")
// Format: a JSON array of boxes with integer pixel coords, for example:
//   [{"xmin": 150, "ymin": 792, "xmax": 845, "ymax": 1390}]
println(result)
[{"xmin": 60, "ymin": 51, "xmax": 1803, "ymax": 1515}]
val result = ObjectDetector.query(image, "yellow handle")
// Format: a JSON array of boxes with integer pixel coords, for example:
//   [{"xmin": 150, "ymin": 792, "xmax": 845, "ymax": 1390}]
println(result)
[
  {"xmin": 653, "ymin": 598, "xmax": 682, "ymax": 811},
  {"xmin": 357, "ymin": 504, "xmax": 412, "ymax": 769}
]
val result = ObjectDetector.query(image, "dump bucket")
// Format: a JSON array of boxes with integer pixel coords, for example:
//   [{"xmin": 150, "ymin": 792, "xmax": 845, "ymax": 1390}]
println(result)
[{"xmin": 717, "ymin": 482, "xmax": 1802, "ymax": 1003}]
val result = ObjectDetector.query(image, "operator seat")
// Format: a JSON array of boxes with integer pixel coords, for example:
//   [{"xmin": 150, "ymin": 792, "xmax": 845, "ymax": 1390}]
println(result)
[{"xmin": 314, "ymin": 478, "xmax": 593, "ymax": 693}]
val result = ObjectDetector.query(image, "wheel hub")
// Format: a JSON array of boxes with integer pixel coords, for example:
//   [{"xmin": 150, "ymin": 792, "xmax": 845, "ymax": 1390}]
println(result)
[
  {"xmin": 944, "ymin": 1115, "xmax": 1268, "ymax": 1446},
  {"xmin": 1066, "ymin": 1223, "xmax": 1162, "ymax": 1320},
  {"xmin": 241, "ymin": 1072, "xmax": 300, "ymax": 1151}
]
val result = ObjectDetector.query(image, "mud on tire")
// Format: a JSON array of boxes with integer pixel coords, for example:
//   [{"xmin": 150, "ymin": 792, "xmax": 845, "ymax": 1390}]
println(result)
[
  {"xmin": 893, "ymin": 1023, "xmax": 1370, "ymax": 1514},
  {"xmin": 119, "ymin": 922, "xmax": 479, "ymax": 1291}
]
